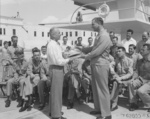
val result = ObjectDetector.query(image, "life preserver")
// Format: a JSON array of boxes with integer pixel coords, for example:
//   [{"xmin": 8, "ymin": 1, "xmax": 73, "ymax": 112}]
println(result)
[{"xmin": 98, "ymin": 3, "xmax": 110, "ymax": 18}]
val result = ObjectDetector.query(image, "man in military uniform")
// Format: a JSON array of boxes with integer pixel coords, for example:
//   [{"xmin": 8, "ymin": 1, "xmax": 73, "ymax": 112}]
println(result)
[
  {"xmin": 128, "ymin": 43, "xmax": 150, "ymax": 112},
  {"xmin": 5, "ymin": 48, "xmax": 28, "ymax": 108},
  {"xmin": 110, "ymin": 46, "xmax": 133, "ymax": 111},
  {"xmin": 26, "ymin": 47, "xmax": 50, "ymax": 111},
  {"xmin": 127, "ymin": 44, "xmax": 142, "ymax": 71}
]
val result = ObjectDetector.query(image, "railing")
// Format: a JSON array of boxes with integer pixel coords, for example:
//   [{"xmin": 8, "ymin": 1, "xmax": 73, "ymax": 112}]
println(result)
[{"xmin": 70, "ymin": 0, "xmax": 150, "ymax": 24}]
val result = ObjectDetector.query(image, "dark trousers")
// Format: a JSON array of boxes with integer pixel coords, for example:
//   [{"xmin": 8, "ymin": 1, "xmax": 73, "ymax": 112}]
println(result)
[
  {"xmin": 49, "ymin": 65, "xmax": 64, "ymax": 118},
  {"xmin": 38, "ymin": 80, "xmax": 51, "ymax": 105}
]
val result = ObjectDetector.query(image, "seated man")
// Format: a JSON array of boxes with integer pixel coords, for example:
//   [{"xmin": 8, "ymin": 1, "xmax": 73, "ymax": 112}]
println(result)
[
  {"xmin": 81, "ymin": 60, "xmax": 92, "ymax": 100},
  {"xmin": 66, "ymin": 58, "xmax": 83, "ymax": 109},
  {"xmin": 5, "ymin": 48, "xmax": 28, "ymax": 108},
  {"xmin": 127, "ymin": 44, "xmax": 142, "ymax": 71},
  {"xmin": 110, "ymin": 46, "xmax": 133, "ymax": 111},
  {"xmin": 26, "ymin": 47, "xmax": 50, "ymax": 111},
  {"xmin": 128, "ymin": 43, "xmax": 150, "ymax": 112}
]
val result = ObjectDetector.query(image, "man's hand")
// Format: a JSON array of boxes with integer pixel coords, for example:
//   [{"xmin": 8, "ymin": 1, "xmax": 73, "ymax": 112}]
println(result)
[
  {"xmin": 116, "ymin": 77, "xmax": 122, "ymax": 84},
  {"xmin": 80, "ymin": 54, "xmax": 87, "ymax": 59}
]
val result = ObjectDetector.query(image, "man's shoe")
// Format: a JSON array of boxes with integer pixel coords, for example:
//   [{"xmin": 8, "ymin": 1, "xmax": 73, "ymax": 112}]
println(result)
[
  {"xmin": 51, "ymin": 116, "xmax": 67, "ymax": 119},
  {"xmin": 129, "ymin": 103, "xmax": 138, "ymax": 111},
  {"xmin": 38, "ymin": 104, "xmax": 45, "ymax": 110},
  {"xmin": 67, "ymin": 102, "xmax": 74, "ymax": 109},
  {"xmin": 96, "ymin": 115, "xmax": 112, "ymax": 119},
  {"xmin": 17, "ymin": 99, "xmax": 24, "ymax": 107},
  {"xmin": 5, "ymin": 99, "xmax": 11, "ymax": 107},
  {"xmin": 90, "ymin": 111, "xmax": 101, "ymax": 115},
  {"xmin": 49, "ymin": 112, "xmax": 64, "ymax": 117},
  {"xmin": 111, "ymin": 106, "xmax": 118, "ymax": 111},
  {"xmin": 147, "ymin": 108, "xmax": 150, "ymax": 112},
  {"xmin": 19, "ymin": 102, "xmax": 29, "ymax": 112}
]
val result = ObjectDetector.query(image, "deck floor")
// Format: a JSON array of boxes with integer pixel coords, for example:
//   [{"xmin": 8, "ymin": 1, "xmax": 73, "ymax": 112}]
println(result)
[{"xmin": 0, "ymin": 53, "xmax": 150, "ymax": 119}]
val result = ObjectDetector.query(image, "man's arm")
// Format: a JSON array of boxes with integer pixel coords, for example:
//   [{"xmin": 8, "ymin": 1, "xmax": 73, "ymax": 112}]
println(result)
[
  {"xmin": 120, "ymin": 59, "xmax": 134, "ymax": 81},
  {"xmin": 85, "ymin": 35, "xmax": 111, "ymax": 60}
]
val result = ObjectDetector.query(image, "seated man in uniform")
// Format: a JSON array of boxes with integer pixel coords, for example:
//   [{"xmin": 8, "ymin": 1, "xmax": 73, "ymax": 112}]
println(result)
[
  {"xmin": 5, "ymin": 48, "xmax": 28, "ymax": 108},
  {"xmin": 66, "ymin": 58, "xmax": 83, "ymax": 109},
  {"xmin": 81, "ymin": 60, "xmax": 92, "ymax": 101},
  {"xmin": 110, "ymin": 46, "xmax": 133, "ymax": 111},
  {"xmin": 128, "ymin": 43, "xmax": 150, "ymax": 112},
  {"xmin": 27, "ymin": 47, "xmax": 50, "ymax": 110}
]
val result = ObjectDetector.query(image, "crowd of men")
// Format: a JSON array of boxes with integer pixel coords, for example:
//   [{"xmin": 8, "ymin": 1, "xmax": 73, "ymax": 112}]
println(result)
[{"xmin": 1, "ymin": 17, "xmax": 150, "ymax": 119}]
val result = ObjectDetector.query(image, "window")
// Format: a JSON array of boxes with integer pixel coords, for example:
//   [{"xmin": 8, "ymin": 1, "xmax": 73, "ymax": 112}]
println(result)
[
  {"xmin": 83, "ymin": 31, "xmax": 85, "ymax": 36},
  {"xmin": 62, "ymin": 32, "xmax": 63, "ymax": 35},
  {"xmin": 42, "ymin": 32, "xmax": 44, "ymax": 37},
  {"xmin": 47, "ymin": 32, "xmax": 49, "ymax": 37},
  {"xmin": 3, "ymin": 28, "xmax": 6, "ymax": 35},
  {"xmin": 13, "ymin": 29, "xmax": 16, "ymax": 35},
  {"xmin": 34, "ymin": 31, "xmax": 36, "ymax": 37},
  {"xmin": 72, "ymin": 41, "xmax": 73, "ymax": 45},
  {"xmin": 66, "ymin": 32, "xmax": 68, "ymax": 37},
  {"xmin": 91, "ymin": 32, "xmax": 93, "ymax": 36},
  {"xmin": 0, "ymin": 40, "xmax": 2, "ymax": 46},
  {"xmin": 0, "ymin": 28, "xmax": 2, "ymax": 35},
  {"xmin": 75, "ymin": 31, "xmax": 78, "ymax": 37},
  {"xmin": 70, "ymin": 32, "xmax": 72, "ymax": 37}
]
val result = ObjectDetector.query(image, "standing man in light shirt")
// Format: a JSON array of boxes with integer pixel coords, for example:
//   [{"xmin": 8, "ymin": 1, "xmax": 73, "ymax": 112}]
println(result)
[
  {"xmin": 47, "ymin": 27, "xmax": 72, "ymax": 119},
  {"xmin": 121, "ymin": 29, "xmax": 136, "ymax": 53},
  {"xmin": 81, "ymin": 17, "xmax": 112, "ymax": 119}
]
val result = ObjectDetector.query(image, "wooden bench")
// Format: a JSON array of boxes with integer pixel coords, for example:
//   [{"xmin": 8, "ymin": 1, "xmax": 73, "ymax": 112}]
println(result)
[{"xmin": 0, "ymin": 81, "xmax": 7, "ymax": 96}]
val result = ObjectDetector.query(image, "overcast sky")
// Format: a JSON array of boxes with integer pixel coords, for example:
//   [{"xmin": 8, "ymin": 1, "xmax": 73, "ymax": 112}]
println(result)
[{"xmin": 0, "ymin": 0, "xmax": 80, "ymax": 25}]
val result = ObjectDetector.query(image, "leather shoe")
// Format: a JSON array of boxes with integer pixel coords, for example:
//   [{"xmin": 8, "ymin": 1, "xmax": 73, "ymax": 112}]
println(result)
[
  {"xmin": 90, "ymin": 111, "xmax": 101, "ymax": 115},
  {"xmin": 111, "ymin": 106, "xmax": 118, "ymax": 111},
  {"xmin": 147, "ymin": 108, "xmax": 150, "ymax": 112},
  {"xmin": 49, "ymin": 112, "xmax": 64, "ymax": 117},
  {"xmin": 96, "ymin": 115, "xmax": 112, "ymax": 119},
  {"xmin": 38, "ymin": 104, "xmax": 45, "ymax": 110},
  {"xmin": 17, "ymin": 99, "xmax": 24, "ymax": 107},
  {"xmin": 5, "ymin": 99, "xmax": 11, "ymax": 107},
  {"xmin": 51, "ymin": 116, "xmax": 66, "ymax": 119},
  {"xmin": 129, "ymin": 103, "xmax": 138, "ymax": 111},
  {"xmin": 67, "ymin": 102, "xmax": 74, "ymax": 109}
]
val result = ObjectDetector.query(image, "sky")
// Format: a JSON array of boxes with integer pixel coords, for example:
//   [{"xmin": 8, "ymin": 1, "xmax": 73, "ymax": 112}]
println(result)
[{"xmin": 0, "ymin": 0, "xmax": 81, "ymax": 25}]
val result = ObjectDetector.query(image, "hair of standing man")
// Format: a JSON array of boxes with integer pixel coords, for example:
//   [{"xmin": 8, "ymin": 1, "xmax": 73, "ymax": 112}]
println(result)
[
  {"xmin": 92, "ymin": 17, "xmax": 104, "ymax": 25},
  {"xmin": 49, "ymin": 27, "xmax": 58, "ymax": 39},
  {"xmin": 127, "ymin": 29, "xmax": 134, "ymax": 35},
  {"xmin": 11, "ymin": 35, "xmax": 18, "ymax": 41}
]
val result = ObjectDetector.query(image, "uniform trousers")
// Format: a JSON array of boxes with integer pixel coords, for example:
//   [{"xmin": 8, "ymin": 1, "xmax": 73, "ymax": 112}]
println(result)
[
  {"xmin": 128, "ymin": 78, "xmax": 150, "ymax": 107},
  {"xmin": 91, "ymin": 64, "xmax": 111, "ymax": 117},
  {"xmin": 7, "ymin": 76, "xmax": 26, "ymax": 97}
]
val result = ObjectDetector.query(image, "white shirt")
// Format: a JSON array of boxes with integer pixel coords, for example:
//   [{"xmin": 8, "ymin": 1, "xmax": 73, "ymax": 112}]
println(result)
[
  {"xmin": 121, "ymin": 37, "xmax": 137, "ymax": 53},
  {"xmin": 60, "ymin": 43, "xmax": 72, "ymax": 52},
  {"xmin": 47, "ymin": 40, "xmax": 69, "ymax": 66},
  {"xmin": 41, "ymin": 53, "xmax": 47, "ymax": 59}
]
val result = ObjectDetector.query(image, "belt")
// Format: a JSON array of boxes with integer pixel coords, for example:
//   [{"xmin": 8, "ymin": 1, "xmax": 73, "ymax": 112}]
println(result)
[{"xmin": 49, "ymin": 65, "xmax": 64, "ymax": 69}]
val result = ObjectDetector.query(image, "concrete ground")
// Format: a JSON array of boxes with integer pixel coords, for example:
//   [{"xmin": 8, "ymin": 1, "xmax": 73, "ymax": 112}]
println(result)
[{"xmin": 0, "ymin": 53, "xmax": 150, "ymax": 119}]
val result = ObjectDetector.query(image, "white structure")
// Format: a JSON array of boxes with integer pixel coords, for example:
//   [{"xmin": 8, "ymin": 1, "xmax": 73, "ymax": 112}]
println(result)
[
  {"xmin": 0, "ymin": 16, "xmax": 96, "ymax": 50},
  {"xmin": 60, "ymin": 0, "xmax": 150, "ymax": 42}
]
